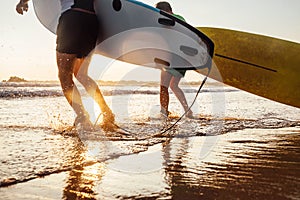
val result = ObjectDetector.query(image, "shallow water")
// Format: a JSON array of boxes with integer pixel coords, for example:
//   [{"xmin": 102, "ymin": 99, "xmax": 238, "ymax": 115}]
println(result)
[{"xmin": 0, "ymin": 81, "xmax": 299, "ymax": 199}]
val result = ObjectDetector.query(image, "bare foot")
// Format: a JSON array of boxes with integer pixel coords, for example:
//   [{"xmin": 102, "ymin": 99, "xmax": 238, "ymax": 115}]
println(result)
[
  {"xmin": 103, "ymin": 110, "xmax": 115, "ymax": 124},
  {"xmin": 74, "ymin": 114, "xmax": 94, "ymax": 131},
  {"xmin": 186, "ymin": 111, "xmax": 195, "ymax": 119}
]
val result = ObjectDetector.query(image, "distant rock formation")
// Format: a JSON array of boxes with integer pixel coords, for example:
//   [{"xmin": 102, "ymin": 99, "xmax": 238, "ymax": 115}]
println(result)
[{"xmin": 2, "ymin": 76, "xmax": 28, "ymax": 82}]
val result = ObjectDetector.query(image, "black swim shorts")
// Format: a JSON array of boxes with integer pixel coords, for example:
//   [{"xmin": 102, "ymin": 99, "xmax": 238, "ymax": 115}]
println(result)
[
  {"xmin": 164, "ymin": 68, "xmax": 186, "ymax": 77},
  {"xmin": 56, "ymin": 9, "xmax": 99, "ymax": 58}
]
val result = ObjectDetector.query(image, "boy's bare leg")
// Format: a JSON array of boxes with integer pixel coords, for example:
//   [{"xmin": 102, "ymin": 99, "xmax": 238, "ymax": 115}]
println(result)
[
  {"xmin": 160, "ymin": 70, "xmax": 172, "ymax": 116},
  {"xmin": 170, "ymin": 77, "xmax": 193, "ymax": 118}
]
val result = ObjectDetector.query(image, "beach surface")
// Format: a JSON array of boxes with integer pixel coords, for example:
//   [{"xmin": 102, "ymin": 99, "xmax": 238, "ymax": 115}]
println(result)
[{"xmin": 0, "ymin": 80, "xmax": 299, "ymax": 199}]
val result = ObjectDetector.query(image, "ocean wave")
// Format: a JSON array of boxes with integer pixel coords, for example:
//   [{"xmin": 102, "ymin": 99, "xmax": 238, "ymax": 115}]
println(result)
[
  {"xmin": 0, "ymin": 82, "xmax": 60, "ymax": 88},
  {"xmin": 0, "ymin": 87, "xmax": 235, "ymax": 99},
  {"xmin": 0, "ymin": 80, "xmax": 238, "ymax": 99},
  {"xmin": 0, "ymin": 89, "xmax": 63, "ymax": 98}
]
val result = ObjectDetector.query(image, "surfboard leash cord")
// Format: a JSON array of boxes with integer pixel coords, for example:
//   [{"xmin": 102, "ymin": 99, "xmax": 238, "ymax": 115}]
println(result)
[{"xmin": 94, "ymin": 65, "xmax": 212, "ymax": 137}]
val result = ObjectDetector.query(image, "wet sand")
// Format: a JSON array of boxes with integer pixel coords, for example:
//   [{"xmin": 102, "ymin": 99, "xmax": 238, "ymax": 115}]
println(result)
[{"xmin": 1, "ymin": 127, "xmax": 299, "ymax": 200}]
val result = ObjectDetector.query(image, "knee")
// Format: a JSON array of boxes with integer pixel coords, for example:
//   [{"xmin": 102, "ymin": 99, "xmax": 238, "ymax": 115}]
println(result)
[
  {"xmin": 58, "ymin": 71, "xmax": 74, "ymax": 92},
  {"xmin": 170, "ymin": 83, "xmax": 179, "ymax": 92},
  {"xmin": 60, "ymin": 80, "xmax": 74, "ymax": 93},
  {"xmin": 75, "ymin": 73, "xmax": 92, "ymax": 86},
  {"xmin": 58, "ymin": 70, "xmax": 66, "ymax": 82},
  {"xmin": 75, "ymin": 72, "xmax": 86, "ymax": 83}
]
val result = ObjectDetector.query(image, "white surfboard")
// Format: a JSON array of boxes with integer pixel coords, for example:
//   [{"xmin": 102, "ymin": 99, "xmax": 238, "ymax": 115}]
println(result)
[
  {"xmin": 32, "ymin": 0, "xmax": 214, "ymax": 70},
  {"xmin": 32, "ymin": 0, "xmax": 61, "ymax": 34}
]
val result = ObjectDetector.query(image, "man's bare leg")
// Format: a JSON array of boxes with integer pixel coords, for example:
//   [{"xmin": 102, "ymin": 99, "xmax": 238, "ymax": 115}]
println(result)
[
  {"xmin": 56, "ymin": 52, "xmax": 93, "ymax": 129},
  {"xmin": 73, "ymin": 56, "xmax": 115, "ymax": 126}
]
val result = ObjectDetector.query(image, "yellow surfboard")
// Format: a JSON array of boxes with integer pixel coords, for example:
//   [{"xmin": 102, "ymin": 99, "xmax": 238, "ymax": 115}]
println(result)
[{"xmin": 197, "ymin": 27, "xmax": 300, "ymax": 108}]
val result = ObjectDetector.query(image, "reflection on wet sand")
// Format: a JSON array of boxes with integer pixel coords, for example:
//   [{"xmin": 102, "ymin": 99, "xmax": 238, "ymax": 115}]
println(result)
[
  {"xmin": 160, "ymin": 128, "xmax": 300, "ymax": 199},
  {"xmin": 63, "ymin": 152, "xmax": 95, "ymax": 199},
  {"xmin": 63, "ymin": 162, "xmax": 107, "ymax": 200},
  {"xmin": 59, "ymin": 127, "xmax": 299, "ymax": 199}
]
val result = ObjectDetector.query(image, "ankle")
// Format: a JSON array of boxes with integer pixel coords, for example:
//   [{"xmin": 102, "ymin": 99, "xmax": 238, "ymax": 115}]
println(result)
[
  {"xmin": 160, "ymin": 108, "xmax": 170, "ymax": 117},
  {"xmin": 75, "ymin": 112, "xmax": 90, "ymax": 124},
  {"xmin": 103, "ymin": 111, "xmax": 115, "ymax": 124}
]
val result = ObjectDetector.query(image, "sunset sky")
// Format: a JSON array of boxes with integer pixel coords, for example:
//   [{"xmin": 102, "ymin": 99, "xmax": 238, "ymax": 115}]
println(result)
[{"xmin": 0, "ymin": 0, "xmax": 299, "ymax": 81}]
